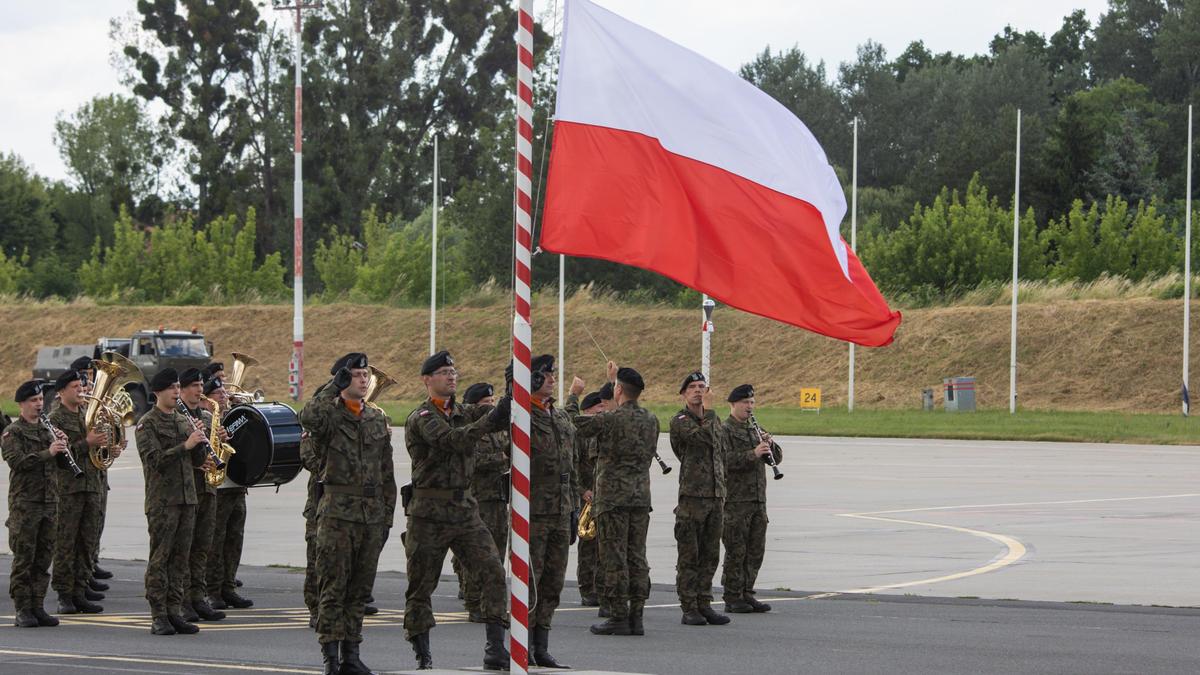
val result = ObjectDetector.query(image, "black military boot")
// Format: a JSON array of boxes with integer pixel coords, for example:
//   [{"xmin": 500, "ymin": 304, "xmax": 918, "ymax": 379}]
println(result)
[
  {"xmin": 83, "ymin": 587, "xmax": 105, "ymax": 601},
  {"xmin": 208, "ymin": 594, "xmax": 228, "ymax": 610},
  {"xmin": 88, "ymin": 577, "xmax": 109, "ymax": 592},
  {"xmin": 629, "ymin": 600, "xmax": 645, "ymax": 636},
  {"xmin": 32, "ymin": 607, "xmax": 60, "ymax": 627},
  {"xmin": 320, "ymin": 641, "xmax": 340, "ymax": 675},
  {"xmin": 580, "ymin": 595, "xmax": 600, "ymax": 607},
  {"xmin": 193, "ymin": 598, "xmax": 226, "ymax": 621},
  {"xmin": 482, "ymin": 621, "xmax": 510, "ymax": 671},
  {"xmin": 531, "ymin": 625, "xmax": 569, "ymax": 668},
  {"xmin": 222, "ymin": 590, "xmax": 254, "ymax": 608},
  {"xmin": 590, "ymin": 616, "xmax": 632, "ymax": 635},
  {"xmin": 725, "ymin": 598, "xmax": 754, "ymax": 613},
  {"xmin": 13, "ymin": 609, "xmax": 38, "ymax": 628},
  {"xmin": 92, "ymin": 565, "xmax": 113, "ymax": 580},
  {"xmin": 57, "ymin": 593, "xmax": 78, "ymax": 614},
  {"xmin": 699, "ymin": 605, "xmax": 731, "ymax": 625},
  {"xmin": 363, "ymin": 603, "xmax": 378, "ymax": 615},
  {"xmin": 410, "ymin": 632, "xmax": 433, "ymax": 670},
  {"xmin": 681, "ymin": 609, "xmax": 706, "ymax": 625},
  {"xmin": 73, "ymin": 594, "xmax": 103, "ymax": 614},
  {"xmin": 167, "ymin": 613, "xmax": 200, "ymax": 634},
  {"xmin": 150, "ymin": 616, "xmax": 176, "ymax": 635},
  {"xmin": 180, "ymin": 601, "xmax": 199, "ymax": 622},
  {"xmin": 339, "ymin": 640, "xmax": 374, "ymax": 675},
  {"xmin": 746, "ymin": 596, "xmax": 772, "ymax": 612},
  {"xmin": 235, "ymin": 577, "xmax": 243, "ymax": 587}
]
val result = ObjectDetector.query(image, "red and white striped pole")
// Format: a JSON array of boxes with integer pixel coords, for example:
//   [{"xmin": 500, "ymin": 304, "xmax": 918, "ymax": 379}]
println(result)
[
  {"xmin": 509, "ymin": 1, "xmax": 535, "ymax": 672},
  {"xmin": 280, "ymin": 2, "xmax": 312, "ymax": 402}
]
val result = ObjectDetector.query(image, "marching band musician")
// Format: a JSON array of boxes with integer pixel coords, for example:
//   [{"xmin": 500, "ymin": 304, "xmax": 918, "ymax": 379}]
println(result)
[
  {"xmin": 719, "ymin": 384, "xmax": 781, "ymax": 614},
  {"xmin": 458, "ymin": 381, "xmax": 510, "ymax": 625},
  {"xmin": 178, "ymin": 368, "xmax": 226, "ymax": 623},
  {"xmin": 135, "ymin": 368, "xmax": 209, "ymax": 635},
  {"xmin": 202, "ymin": 377, "xmax": 254, "ymax": 611},
  {"xmin": 66, "ymin": 356, "xmax": 116, "ymax": 587},
  {"xmin": 2, "ymin": 380, "xmax": 68, "ymax": 628}
]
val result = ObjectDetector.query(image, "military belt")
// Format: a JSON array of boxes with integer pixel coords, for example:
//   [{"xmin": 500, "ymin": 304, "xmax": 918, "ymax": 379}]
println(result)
[
  {"xmin": 414, "ymin": 487, "xmax": 471, "ymax": 501},
  {"xmin": 323, "ymin": 484, "xmax": 378, "ymax": 497},
  {"xmin": 559, "ymin": 472, "xmax": 570, "ymax": 484}
]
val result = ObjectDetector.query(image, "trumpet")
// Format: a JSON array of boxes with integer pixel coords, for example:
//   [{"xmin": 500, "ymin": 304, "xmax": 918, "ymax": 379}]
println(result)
[
  {"xmin": 39, "ymin": 413, "xmax": 84, "ymax": 480},
  {"xmin": 176, "ymin": 401, "xmax": 227, "ymax": 471},
  {"xmin": 748, "ymin": 412, "xmax": 783, "ymax": 480}
]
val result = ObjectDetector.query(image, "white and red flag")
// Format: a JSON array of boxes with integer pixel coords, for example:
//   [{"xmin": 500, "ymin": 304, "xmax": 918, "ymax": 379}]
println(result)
[{"xmin": 541, "ymin": 0, "xmax": 901, "ymax": 346}]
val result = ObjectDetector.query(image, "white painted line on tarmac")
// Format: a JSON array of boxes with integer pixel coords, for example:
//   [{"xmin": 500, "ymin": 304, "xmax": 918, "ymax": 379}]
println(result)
[
  {"xmin": 0, "ymin": 648, "xmax": 319, "ymax": 674},
  {"xmin": 846, "ymin": 492, "xmax": 1200, "ymax": 516}
]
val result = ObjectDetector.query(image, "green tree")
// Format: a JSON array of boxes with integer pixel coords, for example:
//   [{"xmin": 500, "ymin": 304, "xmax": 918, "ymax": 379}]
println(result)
[
  {"xmin": 53, "ymin": 94, "xmax": 161, "ymax": 213},
  {"xmin": 0, "ymin": 154, "xmax": 55, "ymax": 259}
]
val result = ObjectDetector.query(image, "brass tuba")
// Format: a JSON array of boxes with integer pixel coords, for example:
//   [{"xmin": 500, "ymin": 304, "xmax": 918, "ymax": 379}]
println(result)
[
  {"xmin": 577, "ymin": 501, "xmax": 597, "ymax": 541},
  {"xmin": 200, "ymin": 394, "xmax": 237, "ymax": 488},
  {"xmin": 225, "ymin": 352, "xmax": 265, "ymax": 406},
  {"xmin": 83, "ymin": 352, "xmax": 144, "ymax": 471},
  {"xmin": 364, "ymin": 365, "xmax": 397, "ymax": 411}
]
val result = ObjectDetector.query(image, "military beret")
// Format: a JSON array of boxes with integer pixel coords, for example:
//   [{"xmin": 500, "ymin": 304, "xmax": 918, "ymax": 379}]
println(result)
[
  {"xmin": 616, "ymin": 367, "xmax": 644, "ymax": 391},
  {"xmin": 203, "ymin": 377, "xmax": 225, "ymax": 396},
  {"xmin": 598, "ymin": 382, "xmax": 614, "ymax": 400},
  {"xmin": 179, "ymin": 368, "xmax": 204, "ymax": 387},
  {"xmin": 15, "ymin": 379, "xmax": 45, "ymax": 403},
  {"xmin": 331, "ymin": 352, "xmax": 368, "ymax": 375},
  {"xmin": 421, "ymin": 350, "xmax": 454, "ymax": 376},
  {"xmin": 69, "ymin": 356, "xmax": 95, "ymax": 372},
  {"xmin": 727, "ymin": 384, "xmax": 755, "ymax": 403},
  {"xmin": 54, "ymin": 369, "xmax": 81, "ymax": 391},
  {"xmin": 531, "ymin": 354, "xmax": 555, "ymax": 373},
  {"xmin": 203, "ymin": 362, "xmax": 224, "ymax": 378},
  {"xmin": 679, "ymin": 371, "xmax": 706, "ymax": 394},
  {"xmin": 463, "ymin": 382, "xmax": 495, "ymax": 405},
  {"xmin": 581, "ymin": 391, "xmax": 603, "ymax": 411},
  {"xmin": 149, "ymin": 368, "xmax": 179, "ymax": 393}
]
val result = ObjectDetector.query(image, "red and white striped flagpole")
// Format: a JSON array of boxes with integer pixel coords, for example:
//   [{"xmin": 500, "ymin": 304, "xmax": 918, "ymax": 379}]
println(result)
[
  {"xmin": 286, "ymin": 3, "xmax": 309, "ymax": 402},
  {"xmin": 509, "ymin": 0, "xmax": 535, "ymax": 672}
]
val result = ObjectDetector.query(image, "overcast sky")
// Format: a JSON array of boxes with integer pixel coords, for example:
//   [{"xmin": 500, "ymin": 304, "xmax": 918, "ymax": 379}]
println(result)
[{"xmin": 1, "ymin": 0, "xmax": 1110, "ymax": 183}]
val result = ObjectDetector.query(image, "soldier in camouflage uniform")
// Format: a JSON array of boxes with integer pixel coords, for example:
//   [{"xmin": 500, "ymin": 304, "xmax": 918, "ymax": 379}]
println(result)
[
  {"xmin": 62, "ymin": 356, "xmax": 115, "ymax": 586},
  {"xmin": 669, "ymin": 372, "xmax": 730, "ymax": 626},
  {"xmin": 178, "ymin": 368, "xmax": 226, "ymax": 622},
  {"xmin": 574, "ymin": 363, "xmax": 659, "ymax": 637},
  {"xmin": 457, "ymin": 382, "xmax": 509, "ymax": 623},
  {"xmin": 403, "ymin": 350, "xmax": 510, "ymax": 671},
  {"xmin": 48, "ymin": 369, "xmax": 111, "ymax": 615},
  {"xmin": 3, "ymin": 380, "xmax": 68, "ymax": 627},
  {"xmin": 303, "ymin": 353, "xmax": 396, "ymax": 675},
  {"xmin": 202, "ymin": 377, "xmax": 253, "ymax": 611},
  {"xmin": 720, "ymin": 384, "xmax": 781, "ymax": 614},
  {"xmin": 565, "ymin": 382, "xmax": 605, "ymax": 608},
  {"xmin": 135, "ymin": 368, "xmax": 209, "ymax": 635}
]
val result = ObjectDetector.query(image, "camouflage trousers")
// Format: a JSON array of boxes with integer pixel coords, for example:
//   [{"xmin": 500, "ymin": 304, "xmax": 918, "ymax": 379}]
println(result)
[
  {"xmin": 145, "ymin": 505, "xmax": 196, "ymax": 618},
  {"xmin": 7, "ymin": 501, "xmax": 55, "ymax": 610},
  {"xmin": 403, "ymin": 513, "xmax": 505, "ymax": 639},
  {"xmin": 206, "ymin": 490, "xmax": 246, "ymax": 597},
  {"xmin": 51, "ymin": 492, "xmax": 102, "ymax": 598},
  {"xmin": 721, "ymin": 501, "xmax": 768, "ymax": 603},
  {"xmin": 530, "ymin": 512, "xmax": 571, "ymax": 629},
  {"xmin": 186, "ymin": 491, "xmax": 217, "ymax": 603},
  {"xmin": 95, "ymin": 481, "xmax": 108, "ymax": 567},
  {"xmin": 462, "ymin": 500, "xmax": 509, "ymax": 613},
  {"xmin": 315, "ymin": 516, "xmax": 386, "ymax": 645},
  {"xmin": 303, "ymin": 517, "xmax": 319, "ymax": 616},
  {"xmin": 595, "ymin": 507, "xmax": 651, "ymax": 620},
  {"xmin": 576, "ymin": 527, "xmax": 599, "ymax": 599},
  {"xmin": 674, "ymin": 496, "xmax": 724, "ymax": 612}
]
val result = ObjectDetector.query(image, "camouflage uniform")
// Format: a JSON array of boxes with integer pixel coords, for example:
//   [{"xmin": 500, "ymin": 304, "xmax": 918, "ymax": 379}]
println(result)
[
  {"xmin": 669, "ymin": 408, "xmax": 726, "ymax": 613},
  {"xmin": 303, "ymin": 394, "xmax": 396, "ymax": 646},
  {"xmin": 573, "ymin": 401, "xmax": 659, "ymax": 620},
  {"xmin": 720, "ymin": 415, "xmax": 782, "ymax": 604},
  {"xmin": 185, "ymin": 405, "xmax": 218, "ymax": 605},
  {"xmin": 136, "ymin": 407, "xmax": 206, "ymax": 619},
  {"xmin": 564, "ymin": 393, "xmax": 599, "ymax": 601},
  {"xmin": 2, "ymin": 418, "xmax": 59, "ymax": 613},
  {"xmin": 462, "ymin": 429, "xmax": 510, "ymax": 615},
  {"xmin": 529, "ymin": 399, "xmax": 577, "ymax": 629},
  {"xmin": 300, "ymin": 382, "xmax": 339, "ymax": 618},
  {"xmin": 207, "ymin": 485, "xmax": 247, "ymax": 598},
  {"xmin": 402, "ymin": 398, "xmax": 504, "ymax": 639},
  {"xmin": 48, "ymin": 404, "xmax": 104, "ymax": 601}
]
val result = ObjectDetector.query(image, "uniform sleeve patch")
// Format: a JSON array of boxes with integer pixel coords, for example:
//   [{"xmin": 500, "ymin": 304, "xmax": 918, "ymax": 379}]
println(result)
[
  {"xmin": 675, "ymin": 414, "xmax": 686, "ymax": 420},
  {"xmin": 136, "ymin": 423, "xmax": 144, "ymax": 431},
  {"xmin": 418, "ymin": 409, "xmax": 430, "ymax": 417}
]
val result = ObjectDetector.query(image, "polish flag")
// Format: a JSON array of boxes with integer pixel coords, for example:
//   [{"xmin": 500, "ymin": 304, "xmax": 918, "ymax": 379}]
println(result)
[{"xmin": 540, "ymin": 0, "xmax": 902, "ymax": 347}]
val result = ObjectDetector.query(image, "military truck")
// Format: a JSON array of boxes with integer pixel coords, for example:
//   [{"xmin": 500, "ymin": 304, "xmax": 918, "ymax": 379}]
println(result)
[{"xmin": 34, "ymin": 328, "xmax": 214, "ymax": 416}]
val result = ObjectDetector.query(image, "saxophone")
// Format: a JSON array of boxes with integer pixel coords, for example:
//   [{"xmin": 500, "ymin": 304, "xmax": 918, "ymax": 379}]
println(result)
[
  {"xmin": 200, "ymin": 395, "xmax": 237, "ymax": 488},
  {"xmin": 577, "ymin": 501, "xmax": 597, "ymax": 541}
]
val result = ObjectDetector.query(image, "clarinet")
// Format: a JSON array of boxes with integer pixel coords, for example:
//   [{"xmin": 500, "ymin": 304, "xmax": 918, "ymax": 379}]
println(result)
[
  {"xmin": 748, "ymin": 412, "xmax": 783, "ymax": 480},
  {"xmin": 39, "ymin": 413, "xmax": 84, "ymax": 479},
  {"xmin": 176, "ymin": 401, "xmax": 226, "ymax": 470},
  {"xmin": 653, "ymin": 450, "xmax": 672, "ymax": 475}
]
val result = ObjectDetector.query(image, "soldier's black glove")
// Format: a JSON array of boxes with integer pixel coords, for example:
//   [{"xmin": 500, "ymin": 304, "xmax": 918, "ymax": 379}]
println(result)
[
  {"xmin": 487, "ymin": 396, "xmax": 512, "ymax": 429},
  {"xmin": 332, "ymin": 367, "xmax": 352, "ymax": 391},
  {"xmin": 570, "ymin": 509, "xmax": 580, "ymax": 545}
]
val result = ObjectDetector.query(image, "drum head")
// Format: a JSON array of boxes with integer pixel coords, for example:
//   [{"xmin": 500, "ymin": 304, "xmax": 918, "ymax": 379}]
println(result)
[{"xmin": 223, "ymin": 403, "xmax": 302, "ymax": 487}]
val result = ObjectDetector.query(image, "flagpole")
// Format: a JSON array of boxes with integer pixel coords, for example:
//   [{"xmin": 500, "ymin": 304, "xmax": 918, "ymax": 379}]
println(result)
[
  {"xmin": 848, "ymin": 117, "xmax": 858, "ymax": 412},
  {"xmin": 1184, "ymin": 103, "xmax": 1193, "ymax": 417},
  {"xmin": 430, "ymin": 134, "xmax": 439, "ymax": 356},
  {"xmin": 1009, "ymin": 109, "xmax": 1021, "ymax": 415},
  {"xmin": 701, "ymin": 295, "xmax": 714, "ymax": 380},
  {"xmin": 510, "ymin": 0, "xmax": 534, "ymax": 671},
  {"xmin": 558, "ymin": 255, "xmax": 565, "ymax": 401}
]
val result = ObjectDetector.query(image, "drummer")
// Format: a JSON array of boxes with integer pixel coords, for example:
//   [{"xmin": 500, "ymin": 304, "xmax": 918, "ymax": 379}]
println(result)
[{"xmin": 200, "ymin": 378, "xmax": 253, "ymax": 610}]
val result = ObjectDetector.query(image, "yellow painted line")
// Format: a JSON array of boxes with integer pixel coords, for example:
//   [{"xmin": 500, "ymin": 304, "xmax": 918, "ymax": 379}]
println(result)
[{"xmin": 0, "ymin": 648, "xmax": 318, "ymax": 673}]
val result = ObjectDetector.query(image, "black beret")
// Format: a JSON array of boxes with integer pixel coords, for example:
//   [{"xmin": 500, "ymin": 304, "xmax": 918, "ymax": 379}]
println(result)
[
  {"xmin": 203, "ymin": 362, "xmax": 224, "ymax": 378},
  {"xmin": 69, "ymin": 356, "xmax": 94, "ymax": 372},
  {"xmin": 463, "ymin": 382, "xmax": 495, "ymax": 405},
  {"xmin": 421, "ymin": 350, "xmax": 454, "ymax": 376},
  {"xmin": 15, "ymin": 379, "xmax": 45, "ymax": 403},
  {"xmin": 203, "ymin": 377, "xmax": 225, "ymax": 395},
  {"xmin": 598, "ymin": 382, "xmax": 614, "ymax": 400},
  {"xmin": 149, "ymin": 368, "xmax": 179, "ymax": 393},
  {"xmin": 679, "ymin": 371, "xmax": 706, "ymax": 394},
  {"xmin": 54, "ymin": 369, "xmax": 81, "ymax": 391},
  {"xmin": 179, "ymin": 368, "xmax": 204, "ymax": 387},
  {"xmin": 727, "ymin": 384, "xmax": 755, "ymax": 403},
  {"xmin": 331, "ymin": 352, "xmax": 368, "ymax": 375},
  {"xmin": 531, "ymin": 354, "xmax": 555, "ymax": 373},
  {"xmin": 581, "ymin": 391, "xmax": 603, "ymax": 410},
  {"xmin": 616, "ymin": 367, "xmax": 644, "ymax": 391}
]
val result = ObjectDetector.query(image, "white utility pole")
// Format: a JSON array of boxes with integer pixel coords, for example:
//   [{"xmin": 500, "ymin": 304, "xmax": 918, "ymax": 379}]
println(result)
[
  {"xmin": 849, "ymin": 117, "xmax": 858, "ymax": 412},
  {"xmin": 1009, "ymin": 109, "xmax": 1022, "ymax": 414},
  {"xmin": 430, "ymin": 134, "xmax": 439, "ymax": 356}
]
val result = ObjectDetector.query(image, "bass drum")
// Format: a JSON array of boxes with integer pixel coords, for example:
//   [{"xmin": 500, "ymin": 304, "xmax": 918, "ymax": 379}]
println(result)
[{"xmin": 222, "ymin": 403, "xmax": 302, "ymax": 487}]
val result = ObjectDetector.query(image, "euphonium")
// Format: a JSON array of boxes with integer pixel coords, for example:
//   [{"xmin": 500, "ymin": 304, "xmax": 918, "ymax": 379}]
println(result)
[
  {"xmin": 226, "ymin": 352, "xmax": 265, "ymax": 406},
  {"xmin": 82, "ymin": 352, "xmax": 144, "ymax": 471},
  {"xmin": 200, "ymin": 395, "xmax": 237, "ymax": 488},
  {"xmin": 577, "ymin": 501, "xmax": 597, "ymax": 541},
  {"xmin": 364, "ymin": 365, "xmax": 397, "ymax": 411}
]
